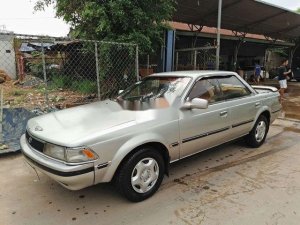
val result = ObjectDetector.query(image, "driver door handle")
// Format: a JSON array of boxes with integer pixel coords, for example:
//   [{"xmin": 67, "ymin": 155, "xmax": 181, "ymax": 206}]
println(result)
[{"xmin": 220, "ymin": 111, "xmax": 228, "ymax": 117}]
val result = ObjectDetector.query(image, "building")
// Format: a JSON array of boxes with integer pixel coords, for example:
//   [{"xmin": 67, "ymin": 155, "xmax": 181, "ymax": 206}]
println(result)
[{"xmin": 0, "ymin": 33, "xmax": 17, "ymax": 79}]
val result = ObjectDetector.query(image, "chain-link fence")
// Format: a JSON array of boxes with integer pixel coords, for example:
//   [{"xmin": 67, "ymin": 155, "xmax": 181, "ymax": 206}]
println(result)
[
  {"xmin": 139, "ymin": 52, "xmax": 162, "ymax": 78},
  {"xmin": 0, "ymin": 33, "xmax": 139, "ymax": 152},
  {"xmin": 0, "ymin": 33, "xmax": 138, "ymax": 113},
  {"xmin": 175, "ymin": 45, "xmax": 217, "ymax": 71}
]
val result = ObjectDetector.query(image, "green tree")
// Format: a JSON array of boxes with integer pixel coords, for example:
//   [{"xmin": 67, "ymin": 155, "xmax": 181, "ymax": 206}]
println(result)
[
  {"xmin": 35, "ymin": 0, "xmax": 176, "ymax": 54},
  {"xmin": 297, "ymin": 7, "xmax": 300, "ymax": 13}
]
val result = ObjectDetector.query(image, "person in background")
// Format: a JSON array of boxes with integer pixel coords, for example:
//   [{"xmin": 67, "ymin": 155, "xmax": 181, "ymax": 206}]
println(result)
[
  {"xmin": 285, "ymin": 64, "xmax": 293, "ymax": 81},
  {"xmin": 253, "ymin": 63, "xmax": 261, "ymax": 84},
  {"xmin": 278, "ymin": 59, "xmax": 291, "ymax": 103}
]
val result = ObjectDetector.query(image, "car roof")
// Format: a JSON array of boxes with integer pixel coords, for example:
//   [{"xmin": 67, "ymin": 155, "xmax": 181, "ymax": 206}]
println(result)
[{"xmin": 150, "ymin": 70, "xmax": 237, "ymax": 79}]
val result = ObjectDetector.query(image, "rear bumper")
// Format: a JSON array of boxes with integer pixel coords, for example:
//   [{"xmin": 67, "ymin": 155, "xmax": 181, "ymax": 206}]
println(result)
[
  {"xmin": 271, "ymin": 108, "xmax": 281, "ymax": 123},
  {"xmin": 20, "ymin": 135, "xmax": 95, "ymax": 190}
]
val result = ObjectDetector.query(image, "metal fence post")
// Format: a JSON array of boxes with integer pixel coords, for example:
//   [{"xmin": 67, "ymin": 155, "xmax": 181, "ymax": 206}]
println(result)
[
  {"xmin": 136, "ymin": 45, "xmax": 139, "ymax": 81},
  {"xmin": 95, "ymin": 42, "xmax": 101, "ymax": 100},
  {"xmin": 175, "ymin": 51, "xmax": 178, "ymax": 71},
  {"xmin": 194, "ymin": 50, "xmax": 197, "ymax": 70},
  {"xmin": 216, "ymin": 0, "xmax": 222, "ymax": 70},
  {"xmin": 41, "ymin": 39, "xmax": 49, "ymax": 109},
  {"xmin": 147, "ymin": 54, "xmax": 150, "ymax": 76},
  {"xmin": 0, "ymin": 87, "xmax": 3, "ymax": 124}
]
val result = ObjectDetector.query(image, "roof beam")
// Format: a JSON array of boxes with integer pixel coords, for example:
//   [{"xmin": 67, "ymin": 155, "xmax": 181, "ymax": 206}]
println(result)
[
  {"xmin": 264, "ymin": 35, "xmax": 278, "ymax": 44},
  {"xmin": 190, "ymin": 0, "xmax": 243, "ymax": 25},
  {"xmin": 267, "ymin": 24, "xmax": 300, "ymax": 37},
  {"xmin": 187, "ymin": 24, "xmax": 204, "ymax": 32},
  {"xmin": 175, "ymin": 46, "xmax": 217, "ymax": 52},
  {"xmin": 232, "ymin": 30, "xmax": 247, "ymax": 41},
  {"xmin": 176, "ymin": 30, "xmax": 295, "ymax": 46},
  {"xmin": 235, "ymin": 11, "xmax": 287, "ymax": 32}
]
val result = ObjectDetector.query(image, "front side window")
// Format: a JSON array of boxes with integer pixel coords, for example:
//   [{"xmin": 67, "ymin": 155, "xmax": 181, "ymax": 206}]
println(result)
[
  {"xmin": 117, "ymin": 76, "xmax": 191, "ymax": 110},
  {"xmin": 217, "ymin": 76, "xmax": 251, "ymax": 100}
]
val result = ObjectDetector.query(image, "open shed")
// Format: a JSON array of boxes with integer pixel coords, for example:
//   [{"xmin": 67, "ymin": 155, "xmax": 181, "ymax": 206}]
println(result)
[
  {"xmin": 173, "ymin": 0, "xmax": 300, "ymax": 40},
  {"xmin": 161, "ymin": 0, "xmax": 300, "ymax": 72}
]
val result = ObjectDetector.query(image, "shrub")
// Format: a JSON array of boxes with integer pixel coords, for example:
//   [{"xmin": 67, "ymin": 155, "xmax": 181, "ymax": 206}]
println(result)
[
  {"xmin": 27, "ymin": 61, "xmax": 59, "ymax": 80},
  {"xmin": 49, "ymin": 75, "xmax": 69, "ymax": 89}
]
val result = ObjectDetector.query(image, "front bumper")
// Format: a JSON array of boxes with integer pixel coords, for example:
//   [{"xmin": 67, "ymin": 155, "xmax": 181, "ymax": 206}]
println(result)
[{"xmin": 20, "ymin": 135, "xmax": 95, "ymax": 190}]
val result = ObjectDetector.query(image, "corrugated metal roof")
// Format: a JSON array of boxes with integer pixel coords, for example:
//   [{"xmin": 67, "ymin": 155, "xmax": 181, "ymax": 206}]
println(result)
[
  {"xmin": 172, "ymin": 0, "xmax": 300, "ymax": 40},
  {"xmin": 19, "ymin": 43, "xmax": 35, "ymax": 52},
  {"xmin": 19, "ymin": 42, "xmax": 54, "ymax": 52}
]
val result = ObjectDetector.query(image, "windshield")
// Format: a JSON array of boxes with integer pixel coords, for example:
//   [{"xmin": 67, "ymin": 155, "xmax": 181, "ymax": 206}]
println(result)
[{"xmin": 117, "ymin": 76, "xmax": 191, "ymax": 110}]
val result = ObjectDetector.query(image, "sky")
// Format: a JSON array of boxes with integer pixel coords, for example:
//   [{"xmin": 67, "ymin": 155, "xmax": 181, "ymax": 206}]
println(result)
[
  {"xmin": 0, "ymin": 0, "xmax": 70, "ymax": 37},
  {"xmin": 0, "ymin": 0, "xmax": 300, "ymax": 37},
  {"xmin": 263, "ymin": 0, "xmax": 300, "ymax": 11}
]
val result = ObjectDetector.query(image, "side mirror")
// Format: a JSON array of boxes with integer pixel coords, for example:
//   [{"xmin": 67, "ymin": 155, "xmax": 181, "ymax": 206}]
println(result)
[
  {"xmin": 181, "ymin": 98, "xmax": 208, "ymax": 110},
  {"xmin": 118, "ymin": 90, "xmax": 124, "ymax": 94}
]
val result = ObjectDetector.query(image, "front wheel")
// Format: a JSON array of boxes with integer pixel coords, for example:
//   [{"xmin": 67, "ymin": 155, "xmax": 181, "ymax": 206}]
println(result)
[
  {"xmin": 115, "ymin": 147, "xmax": 165, "ymax": 202},
  {"xmin": 245, "ymin": 115, "xmax": 269, "ymax": 148}
]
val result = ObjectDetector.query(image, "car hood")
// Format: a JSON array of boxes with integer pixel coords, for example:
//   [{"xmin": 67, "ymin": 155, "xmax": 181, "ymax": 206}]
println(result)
[
  {"xmin": 27, "ymin": 100, "xmax": 177, "ymax": 147},
  {"xmin": 27, "ymin": 100, "xmax": 140, "ymax": 147}
]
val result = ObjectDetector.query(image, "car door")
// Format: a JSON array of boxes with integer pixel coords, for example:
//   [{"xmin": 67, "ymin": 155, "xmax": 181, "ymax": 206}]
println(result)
[
  {"xmin": 179, "ymin": 77, "xmax": 232, "ymax": 158},
  {"xmin": 217, "ymin": 75, "xmax": 261, "ymax": 140}
]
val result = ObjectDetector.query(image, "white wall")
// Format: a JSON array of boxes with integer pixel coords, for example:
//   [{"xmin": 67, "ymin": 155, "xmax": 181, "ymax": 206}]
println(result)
[
  {"xmin": 265, "ymin": 50, "xmax": 282, "ymax": 70},
  {"xmin": 0, "ymin": 34, "xmax": 16, "ymax": 79}
]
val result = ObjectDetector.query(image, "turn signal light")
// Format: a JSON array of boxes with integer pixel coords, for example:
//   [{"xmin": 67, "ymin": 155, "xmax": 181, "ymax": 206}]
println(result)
[{"xmin": 83, "ymin": 149, "xmax": 96, "ymax": 159}]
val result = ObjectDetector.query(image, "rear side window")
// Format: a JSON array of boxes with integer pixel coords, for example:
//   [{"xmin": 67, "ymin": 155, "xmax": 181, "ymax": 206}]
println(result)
[
  {"xmin": 188, "ymin": 78, "xmax": 223, "ymax": 103},
  {"xmin": 217, "ymin": 76, "xmax": 251, "ymax": 100}
]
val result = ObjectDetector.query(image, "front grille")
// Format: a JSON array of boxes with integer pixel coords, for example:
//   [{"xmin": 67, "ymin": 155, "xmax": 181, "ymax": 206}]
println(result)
[{"xmin": 26, "ymin": 131, "xmax": 45, "ymax": 153}]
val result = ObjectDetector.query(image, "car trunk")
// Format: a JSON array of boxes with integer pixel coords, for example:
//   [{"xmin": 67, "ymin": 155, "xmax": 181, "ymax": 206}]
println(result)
[{"xmin": 251, "ymin": 85, "xmax": 278, "ymax": 94}]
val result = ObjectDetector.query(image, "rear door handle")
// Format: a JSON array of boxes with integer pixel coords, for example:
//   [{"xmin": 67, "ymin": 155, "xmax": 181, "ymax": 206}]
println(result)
[{"xmin": 220, "ymin": 111, "xmax": 228, "ymax": 117}]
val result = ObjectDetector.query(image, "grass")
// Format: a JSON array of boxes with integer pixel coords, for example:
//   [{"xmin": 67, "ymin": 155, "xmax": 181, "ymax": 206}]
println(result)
[
  {"xmin": 3, "ymin": 75, "xmax": 97, "ymax": 109},
  {"xmin": 71, "ymin": 80, "xmax": 97, "ymax": 94},
  {"xmin": 49, "ymin": 75, "xmax": 69, "ymax": 90},
  {"xmin": 49, "ymin": 75, "xmax": 97, "ymax": 94},
  {"xmin": 35, "ymin": 84, "xmax": 47, "ymax": 94},
  {"xmin": 6, "ymin": 88, "xmax": 32, "ymax": 106},
  {"xmin": 11, "ymin": 89, "xmax": 27, "ymax": 96}
]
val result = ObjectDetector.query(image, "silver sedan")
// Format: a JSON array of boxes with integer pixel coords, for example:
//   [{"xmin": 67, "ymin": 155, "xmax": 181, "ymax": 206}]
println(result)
[{"xmin": 21, "ymin": 71, "xmax": 281, "ymax": 201}]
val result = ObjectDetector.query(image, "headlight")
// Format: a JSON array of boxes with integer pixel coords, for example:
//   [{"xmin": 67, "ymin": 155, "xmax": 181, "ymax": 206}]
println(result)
[
  {"xmin": 44, "ymin": 143, "xmax": 65, "ymax": 161},
  {"xmin": 43, "ymin": 143, "xmax": 98, "ymax": 163},
  {"xmin": 66, "ymin": 148, "xmax": 99, "ymax": 163}
]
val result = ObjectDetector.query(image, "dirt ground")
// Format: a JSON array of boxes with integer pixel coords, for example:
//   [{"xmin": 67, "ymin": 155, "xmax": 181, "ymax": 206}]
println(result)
[
  {"xmin": 1, "ymin": 82, "xmax": 300, "ymax": 225},
  {"xmin": 281, "ymin": 82, "xmax": 300, "ymax": 120},
  {"xmin": 0, "ymin": 77, "xmax": 96, "ymax": 110},
  {"xmin": 1, "ymin": 119, "xmax": 300, "ymax": 225},
  {"xmin": 257, "ymin": 80, "xmax": 300, "ymax": 120}
]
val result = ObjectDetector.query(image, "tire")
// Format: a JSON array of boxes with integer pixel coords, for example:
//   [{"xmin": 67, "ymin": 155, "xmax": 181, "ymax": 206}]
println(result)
[
  {"xmin": 245, "ymin": 115, "xmax": 269, "ymax": 148},
  {"xmin": 115, "ymin": 146, "xmax": 165, "ymax": 202}
]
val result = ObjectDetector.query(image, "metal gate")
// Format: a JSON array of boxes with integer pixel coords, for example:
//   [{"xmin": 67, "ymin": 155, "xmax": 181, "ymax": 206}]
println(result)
[{"xmin": 175, "ymin": 45, "xmax": 217, "ymax": 71}]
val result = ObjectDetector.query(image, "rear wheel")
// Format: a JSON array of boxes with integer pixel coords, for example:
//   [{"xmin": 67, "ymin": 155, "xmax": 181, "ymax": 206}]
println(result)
[
  {"xmin": 115, "ymin": 146, "xmax": 165, "ymax": 202},
  {"xmin": 245, "ymin": 115, "xmax": 269, "ymax": 148}
]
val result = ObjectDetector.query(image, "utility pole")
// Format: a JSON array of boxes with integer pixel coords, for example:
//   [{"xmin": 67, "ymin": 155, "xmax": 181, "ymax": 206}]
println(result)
[{"xmin": 216, "ymin": 0, "xmax": 222, "ymax": 70}]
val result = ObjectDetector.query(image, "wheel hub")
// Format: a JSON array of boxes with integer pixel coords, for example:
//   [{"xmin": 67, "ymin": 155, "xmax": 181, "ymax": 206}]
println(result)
[
  {"xmin": 255, "ymin": 121, "xmax": 266, "ymax": 142},
  {"xmin": 131, "ymin": 158, "xmax": 159, "ymax": 194},
  {"xmin": 141, "ymin": 169, "xmax": 151, "ymax": 182}
]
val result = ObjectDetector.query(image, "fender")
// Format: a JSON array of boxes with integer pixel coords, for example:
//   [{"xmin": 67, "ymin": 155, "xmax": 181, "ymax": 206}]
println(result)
[
  {"xmin": 251, "ymin": 105, "xmax": 271, "ymax": 129},
  {"xmin": 101, "ymin": 132, "xmax": 171, "ymax": 182}
]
